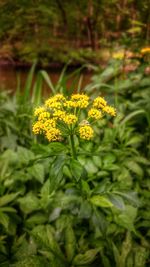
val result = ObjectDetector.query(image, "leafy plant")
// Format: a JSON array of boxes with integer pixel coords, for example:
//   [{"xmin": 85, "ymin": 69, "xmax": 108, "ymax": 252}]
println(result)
[{"xmin": 0, "ymin": 60, "xmax": 150, "ymax": 266}]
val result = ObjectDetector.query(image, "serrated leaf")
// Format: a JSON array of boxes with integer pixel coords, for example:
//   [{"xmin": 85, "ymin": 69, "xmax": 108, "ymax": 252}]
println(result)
[{"xmin": 90, "ymin": 195, "xmax": 113, "ymax": 207}]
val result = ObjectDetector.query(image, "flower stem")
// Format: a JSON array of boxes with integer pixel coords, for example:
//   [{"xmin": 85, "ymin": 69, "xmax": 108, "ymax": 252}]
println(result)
[{"xmin": 69, "ymin": 134, "xmax": 77, "ymax": 159}]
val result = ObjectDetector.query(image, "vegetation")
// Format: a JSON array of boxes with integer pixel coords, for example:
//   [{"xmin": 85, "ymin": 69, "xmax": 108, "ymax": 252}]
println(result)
[
  {"xmin": 0, "ymin": 50, "xmax": 150, "ymax": 266},
  {"xmin": 0, "ymin": 0, "xmax": 150, "ymax": 65}
]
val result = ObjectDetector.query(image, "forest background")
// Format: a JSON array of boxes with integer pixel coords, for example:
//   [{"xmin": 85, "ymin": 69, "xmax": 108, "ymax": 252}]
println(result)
[{"xmin": 0, "ymin": 0, "xmax": 150, "ymax": 66}]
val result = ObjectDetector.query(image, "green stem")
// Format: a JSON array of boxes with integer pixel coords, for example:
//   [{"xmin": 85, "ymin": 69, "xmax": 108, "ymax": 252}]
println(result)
[{"xmin": 69, "ymin": 134, "xmax": 77, "ymax": 159}]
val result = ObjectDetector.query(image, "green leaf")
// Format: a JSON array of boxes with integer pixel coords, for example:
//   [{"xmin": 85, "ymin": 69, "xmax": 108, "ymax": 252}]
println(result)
[
  {"xmin": 17, "ymin": 146, "xmax": 34, "ymax": 165},
  {"xmin": 49, "ymin": 207, "xmax": 62, "ymax": 222},
  {"xmin": 10, "ymin": 256, "xmax": 47, "ymax": 267},
  {"xmin": 121, "ymin": 110, "xmax": 146, "ymax": 125},
  {"xmin": 134, "ymin": 246, "xmax": 149, "ymax": 267},
  {"xmin": 25, "ymin": 212, "xmax": 48, "ymax": 227},
  {"xmin": 78, "ymin": 200, "xmax": 92, "ymax": 219},
  {"xmin": 18, "ymin": 193, "xmax": 40, "ymax": 214},
  {"xmin": 115, "ymin": 205, "xmax": 137, "ymax": 232},
  {"xmin": 92, "ymin": 155, "xmax": 102, "ymax": 168},
  {"xmin": 100, "ymin": 251, "xmax": 111, "ymax": 267},
  {"xmin": 40, "ymin": 179, "xmax": 55, "ymax": 209},
  {"xmin": 40, "ymin": 70, "xmax": 55, "ymax": 94},
  {"xmin": 65, "ymin": 224, "xmax": 76, "ymax": 262},
  {"xmin": 0, "ymin": 149, "xmax": 18, "ymax": 166},
  {"xmin": 32, "ymin": 73, "xmax": 43, "ymax": 105},
  {"xmin": 90, "ymin": 195, "xmax": 113, "ymax": 208},
  {"xmin": 103, "ymin": 153, "xmax": 116, "ymax": 167},
  {"xmin": 48, "ymin": 142, "xmax": 68, "ymax": 153},
  {"xmin": 93, "ymin": 180, "xmax": 111, "ymax": 194},
  {"xmin": 49, "ymin": 155, "xmax": 66, "ymax": 192},
  {"xmin": 81, "ymin": 180, "xmax": 90, "ymax": 195},
  {"xmin": 46, "ymin": 225, "xmax": 65, "ymax": 261},
  {"xmin": 27, "ymin": 163, "xmax": 45, "ymax": 183},
  {"xmin": 0, "ymin": 193, "xmax": 19, "ymax": 207},
  {"xmin": 125, "ymin": 161, "xmax": 144, "ymax": 177},
  {"xmin": 0, "ymin": 211, "xmax": 9, "ymax": 229},
  {"xmin": 120, "ymin": 231, "xmax": 132, "ymax": 267},
  {"xmin": 73, "ymin": 249, "xmax": 99, "ymax": 265},
  {"xmin": 114, "ymin": 191, "xmax": 140, "ymax": 207},
  {"xmin": 0, "ymin": 207, "xmax": 16, "ymax": 213},
  {"xmin": 84, "ymin": 158, "xmax": 98, "ymax": 175},
  {"xmin": 70, "ymin": 159, "xmax": 84, "ymax": 182},
  {"xmin": 108, "ymin": 194, "xmax": 125, "ymax": 210},
  {"xmin": 23, "ymin": 61, "xmax": 37, "ymax": 102},
  {"xmin": 126, "ymin": 136, "xmax": 143, "ymax": 146}
]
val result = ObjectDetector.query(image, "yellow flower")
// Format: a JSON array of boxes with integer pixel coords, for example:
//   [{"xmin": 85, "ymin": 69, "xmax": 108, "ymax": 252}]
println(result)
[
  {"xmin": 34, "ymin": 106, "xmax": 46, "ymax": 116},
  {"xmin": 63, "ymin": 114, "xmax": 78, "ymax": 125},
  {"xmin": 140, "ymin": 47, "xmax": 150, "ymax": 54},
  {"xmin": 32, "ymin": 121, "xmax": 44, "ymax": 134},
  {"xmin": 79, "ymin": 125, "xmax": 94, "ymax": 140},
  {"xmin": 88, "ymin": 108, "xmax": 102, "ymax": 120},
  {"xmin": 93, "ymin": 97, "xmax": 107, "ymax": 109},
  {"xmin": 46, "ymin": 128, "xmax": 61, "ymax": 142},
  {"xmin": 45, "ymin": 100, "xmax": 62, "ymax": 109},
  {"xmin": 38, "ymin": 111, "xmax": 50, "ymax": 121},
  {"xmin": 71, "ymin": 94, "xmax": 89, "ymax": 108},
  {"xmin": 53, "ymin": 110, "xmax": 66, "ymax": 120},
  {"xmin": 33, "ymin": 93, "xmax": 116, "ymax": 143},
  {"xmin": 52, "ymin": 94, "xmax": 66, "ymax": 101},
  {"xmin": 43, "ymin": 119, "xmax": 56, "ymax": 131},
  {"xmin": 64, "ymin": 100, "xmax": 77, "ymax": 108},
  {"xmin": 45, "ymin": 95, "xmax": 65, "ymax": 109},
  {"xmin": 103, "ymin": 105, "xmax": 116, "ymax": 116}
]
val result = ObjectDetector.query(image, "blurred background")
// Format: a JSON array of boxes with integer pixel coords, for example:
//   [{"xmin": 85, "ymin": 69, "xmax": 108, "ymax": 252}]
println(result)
[{"xmin": 0, "ymin": 0, "xmax": 150, "ymax": 90}]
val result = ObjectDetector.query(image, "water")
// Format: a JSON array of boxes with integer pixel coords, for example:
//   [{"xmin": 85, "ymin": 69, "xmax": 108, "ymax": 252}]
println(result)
[{"xmin": 0, "ymin": 65, "xmax": 92, "ymax": 95}]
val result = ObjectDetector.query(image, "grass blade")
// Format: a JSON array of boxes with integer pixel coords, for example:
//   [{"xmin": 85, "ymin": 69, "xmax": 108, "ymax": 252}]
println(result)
[
  {"xmin": 32, "ymin": 73, "xmax": 43, "ymax": 106},
  {"xmin": 23, "ymin": 61, "xmax": 37, "ymax": 102},
  {"xmin": 40, "ymin": 70, "xmax": 55, "ymax": 94}
]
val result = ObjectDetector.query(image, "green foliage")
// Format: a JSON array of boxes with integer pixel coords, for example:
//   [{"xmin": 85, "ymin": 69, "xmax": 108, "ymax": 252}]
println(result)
[{"xmin": 0, "ymin": 59, "xmax": 150, "ymax": 266}]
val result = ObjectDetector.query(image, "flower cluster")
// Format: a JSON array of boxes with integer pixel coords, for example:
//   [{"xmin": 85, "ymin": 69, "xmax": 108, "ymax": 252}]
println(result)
[{"xmin": 32, "ymin": 93, "xmax": 116, "ymax": 142}]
